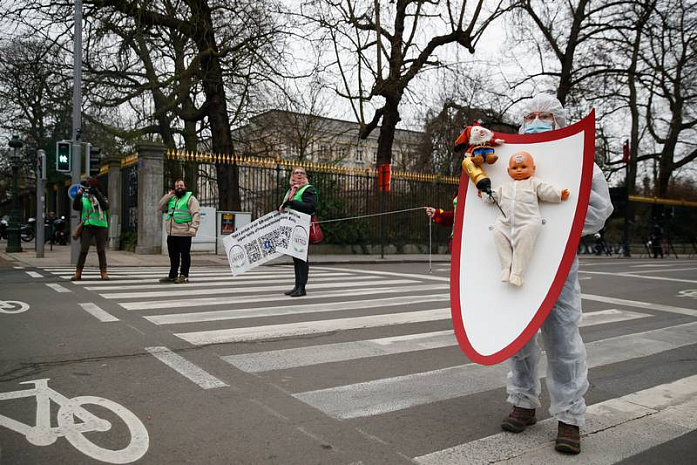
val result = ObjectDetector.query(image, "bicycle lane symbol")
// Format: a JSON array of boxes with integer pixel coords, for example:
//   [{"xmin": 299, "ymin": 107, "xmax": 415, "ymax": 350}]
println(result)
[
  {"xmin": 0, "ymin": 300, "xmax": 29, "ymax": 314},
  {"xmin": 0, "ymin": 379, "xmax": 149, "ymax": 464}
]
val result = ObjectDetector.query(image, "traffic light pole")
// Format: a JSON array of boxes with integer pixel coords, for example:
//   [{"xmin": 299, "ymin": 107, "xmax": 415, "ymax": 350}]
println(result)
[{"xmin": 70, "ymin": 0, "xmax": 83, "ymax": 265}]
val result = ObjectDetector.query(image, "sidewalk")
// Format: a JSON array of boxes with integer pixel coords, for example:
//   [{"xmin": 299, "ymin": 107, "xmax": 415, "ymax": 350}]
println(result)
[{"xmin": 0, "ymin": 243, "xmax": 453, "ymax": 268}]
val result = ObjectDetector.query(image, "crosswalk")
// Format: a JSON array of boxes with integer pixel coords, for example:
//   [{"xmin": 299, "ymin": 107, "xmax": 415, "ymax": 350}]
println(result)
[{"xmin": 42, "ymin": 264, "xmax": 697, "ymax": 463}]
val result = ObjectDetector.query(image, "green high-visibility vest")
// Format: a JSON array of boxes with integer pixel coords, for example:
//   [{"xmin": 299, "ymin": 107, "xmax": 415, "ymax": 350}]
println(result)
[
  {"xmin": 81, "ymin": 197, "xmax": 108, "ymax": 228},
  {"xmin": 167, "ymin": 192, "xmax": 193, "ymax": 223},
  {"xmin": 285, "ymin": 184, "xmax": 318, "ymax": 209}
]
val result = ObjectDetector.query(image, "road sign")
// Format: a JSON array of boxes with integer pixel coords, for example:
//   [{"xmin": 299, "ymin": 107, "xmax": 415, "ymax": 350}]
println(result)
[
  {"xmin": 56, "ymin": 141, "xmax": 71, "ymax": 172},
  {"xmin": 68, "ymin": 184, "xmax": 82, "ymax": 200}
]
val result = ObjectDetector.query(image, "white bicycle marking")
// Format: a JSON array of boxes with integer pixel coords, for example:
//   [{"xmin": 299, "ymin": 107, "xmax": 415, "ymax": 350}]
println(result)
[
  {"xmin": 0, "ymin": 379, "xmax": 149, "ymax": 464},
  {"xmin": 0, "ymin": 300, "xmax": 29, "ymax": 314},
  {"xmin": 678, "ymin": 289, "xmax": 697, "ymax": 299}
]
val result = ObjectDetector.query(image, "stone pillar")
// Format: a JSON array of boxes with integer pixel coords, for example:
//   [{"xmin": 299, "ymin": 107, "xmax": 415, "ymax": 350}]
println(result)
[
  {"xmin": 106, "ymin": 154, "xmax": 122, "ymax": 250},
  {"xmin": 135, "ymin": 142, "xmax": 165, "ymax": 254}
]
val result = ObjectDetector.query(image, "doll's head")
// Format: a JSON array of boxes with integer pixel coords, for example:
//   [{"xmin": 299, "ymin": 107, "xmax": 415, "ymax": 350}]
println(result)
[{"xmin": 508, "ymin": 151, "xmax": 535, "ymax": 181}]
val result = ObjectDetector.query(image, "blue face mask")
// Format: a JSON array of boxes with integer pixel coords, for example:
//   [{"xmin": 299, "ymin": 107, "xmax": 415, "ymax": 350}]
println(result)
[{"xmin": 524, "ymin": 118, "xmax": 555, "ymax": 134}]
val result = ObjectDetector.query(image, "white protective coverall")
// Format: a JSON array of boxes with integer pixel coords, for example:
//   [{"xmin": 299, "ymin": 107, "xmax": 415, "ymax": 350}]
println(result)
[
  {"xmin": 506, "ymin": 94, "xmax": 614, "ymax": 427},
  {"xmin": 492, "ymin": 177, "xmax": 565, "ymax": 286}
]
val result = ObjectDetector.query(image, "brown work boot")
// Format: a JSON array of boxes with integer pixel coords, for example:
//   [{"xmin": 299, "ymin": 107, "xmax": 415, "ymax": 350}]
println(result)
[
  {"xmin": 555, "ymin": 421, "xmax": 581, "ymax": 455},
  {"xmin": 501, "ymin": 406, "xmax": 536, "ymax": 433},
  {"xmin": 100, "ymin": 268, "xmax": 110, "ymax": 281},
  {"xmin": 70, "ymin": 267, "xmax": 83, "ymax": 281}
]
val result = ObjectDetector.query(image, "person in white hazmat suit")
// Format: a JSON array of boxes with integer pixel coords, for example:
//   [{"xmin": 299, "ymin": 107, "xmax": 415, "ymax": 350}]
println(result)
[
  {"xmin": 492, "ymin": 151, "xmax": 570, "ymax": 286},
  {"xmin": 500, "ymin": 94, "xmax": 613, "ymax": 455}
]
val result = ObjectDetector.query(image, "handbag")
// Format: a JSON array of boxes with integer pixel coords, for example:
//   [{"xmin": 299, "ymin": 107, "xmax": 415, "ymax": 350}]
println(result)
[
  {"xmin": 71, "ymin": 221, "xmax": 84, "ymax": 240},
  {"xmin": 309, "ymin": 215, "xmax": 324, "ymax": 244}
]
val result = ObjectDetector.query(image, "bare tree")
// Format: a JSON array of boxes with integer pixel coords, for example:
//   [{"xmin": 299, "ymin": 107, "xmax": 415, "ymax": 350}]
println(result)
[
  {"xmin": 299, "ymin": 0, "xmax": 515, "ymax": 168},
  {"xmin": 641, "ymin": 0, "xmax": 697, "ymax": 198}
]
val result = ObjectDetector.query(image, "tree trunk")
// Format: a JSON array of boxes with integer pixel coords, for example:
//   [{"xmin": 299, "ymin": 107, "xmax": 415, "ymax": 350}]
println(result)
[{"xmin": 190, "ymin": 1, "xmax": 241, "ymax": 210}]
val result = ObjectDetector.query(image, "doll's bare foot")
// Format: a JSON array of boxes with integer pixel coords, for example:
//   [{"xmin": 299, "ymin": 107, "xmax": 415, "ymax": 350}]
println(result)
[
  {"xmin": 509, "ymin": 274, "xmax": 523, "ymax": 286},
  {"xmin": 486, "ymin": 154, "xmax": 498, "ymax": 164}
]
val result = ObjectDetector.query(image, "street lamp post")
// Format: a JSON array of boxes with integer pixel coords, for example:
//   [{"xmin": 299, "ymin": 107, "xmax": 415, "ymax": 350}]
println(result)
[{"xmin": 6, "ymin": 135, "xmax": 23, "ymax": 253}]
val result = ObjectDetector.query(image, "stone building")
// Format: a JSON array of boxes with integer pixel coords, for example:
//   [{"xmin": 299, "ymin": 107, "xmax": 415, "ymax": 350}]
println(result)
[{"xmin": 231, "ymin": 110, "xmax": 426, "ymax": 170}]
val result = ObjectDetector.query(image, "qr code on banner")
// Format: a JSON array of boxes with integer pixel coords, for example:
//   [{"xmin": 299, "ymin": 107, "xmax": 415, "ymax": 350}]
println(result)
[
  {"xmin": 244, "ymin": 241, "xmax": 262, "ymax": 264},
  {"xmin": 258, "ymin": 226, "xmax": 291, "ymax": 258}
]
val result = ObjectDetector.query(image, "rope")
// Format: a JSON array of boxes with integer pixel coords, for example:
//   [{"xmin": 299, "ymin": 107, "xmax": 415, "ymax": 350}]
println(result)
[
  {"xmin": 314, "ymin": 207, "xmax": 426, "ymax": 224},
  {"xmin": 428, "ymin": 217, "xmax": 432, "ymax": 273}
]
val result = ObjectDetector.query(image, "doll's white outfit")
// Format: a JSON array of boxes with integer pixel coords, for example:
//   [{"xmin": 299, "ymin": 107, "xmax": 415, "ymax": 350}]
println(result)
[{"xmin": 492, "ymin": 176, "xmax": 564, "ymax": 286}]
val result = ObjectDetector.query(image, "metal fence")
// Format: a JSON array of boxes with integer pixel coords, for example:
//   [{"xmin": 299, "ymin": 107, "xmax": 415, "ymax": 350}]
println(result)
[{"xmin": 163, "ymin": 150, "xmax": 459, "ymax": 249}]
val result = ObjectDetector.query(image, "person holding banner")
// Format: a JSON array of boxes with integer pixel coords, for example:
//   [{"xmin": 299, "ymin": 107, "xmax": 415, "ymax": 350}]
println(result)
[
  {"xmin": 280, "ymin": 167, "xmax": 318, "ymax": 297},
  {"xmin": 158, "ymin": 179, "xmax": 200, "ymax": 284},
  {"xmin": 500, "ymin": 94, "xmax": 613, "ymax": 455}
]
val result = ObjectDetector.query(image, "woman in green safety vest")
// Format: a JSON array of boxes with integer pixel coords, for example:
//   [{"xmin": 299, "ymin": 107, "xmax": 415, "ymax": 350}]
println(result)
[
  {"xmin": 279, "ymin": 166, "xmax": 318, "ymax": 297},
  {"xmin": 71, "ymin": 178, "xmax": 110, "ymax": 281}
]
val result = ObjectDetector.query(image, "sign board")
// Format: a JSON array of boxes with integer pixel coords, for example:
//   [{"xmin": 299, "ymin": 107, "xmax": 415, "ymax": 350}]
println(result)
[
  {"xmin": 223, "ymin": 210, "xmax": 310, "ymax": 276},
  {"xmin": 220, "ymin": 213, "xmax": 235, "ymax": 235},
  {"xmin": 68, "ymin": 184, "xmax": 82, "ymax": 200}
]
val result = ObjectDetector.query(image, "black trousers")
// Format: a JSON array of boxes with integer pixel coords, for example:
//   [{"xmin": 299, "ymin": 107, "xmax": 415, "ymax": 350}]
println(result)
[
  {"xmin": 77, "ymin": 225, "xmax": 108, "ymax": 269},
  {"xmin": 167, "ymin": 235, "xmax": 192, "ymax": 278},
  {"xmin": 292, "ymin": 257, "xmax": 309, "ymax": 289}
]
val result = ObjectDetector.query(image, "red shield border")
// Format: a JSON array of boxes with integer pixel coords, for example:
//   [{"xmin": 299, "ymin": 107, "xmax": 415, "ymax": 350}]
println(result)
[{"xmin": 450, "ymin": 111, "xmax": 596, "ymax": 365}]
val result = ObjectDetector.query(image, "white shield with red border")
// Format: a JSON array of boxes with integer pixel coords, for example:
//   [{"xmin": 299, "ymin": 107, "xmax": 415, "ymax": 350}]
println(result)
[{"xmin": 450, "ymin": 111, "xmax": 596, "ymax": 365}]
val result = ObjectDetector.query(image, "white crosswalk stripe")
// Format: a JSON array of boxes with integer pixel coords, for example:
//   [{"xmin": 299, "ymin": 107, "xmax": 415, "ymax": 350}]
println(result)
[
  {"xmin": 41, "ymin": 264, "xmax": 697, "ymax": 463},
  {"xmin": 221, "ymin": 309, "xmax": 651, "ymax": 372}
]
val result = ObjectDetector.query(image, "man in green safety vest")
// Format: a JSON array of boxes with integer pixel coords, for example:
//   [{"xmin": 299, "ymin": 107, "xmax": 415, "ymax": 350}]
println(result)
[{"xmin": 158, "ymin": 179, "xmax": 201, "ymax": 283}]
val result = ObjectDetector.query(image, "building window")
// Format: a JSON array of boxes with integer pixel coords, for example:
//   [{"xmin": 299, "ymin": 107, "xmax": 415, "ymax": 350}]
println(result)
[
  {"xmin": 372, "ymin": 151, "xmax": 377, "ymax": 163},
  {"xmin": 356, "ymin": 148, "xmax": 363, "ymax": 162}
]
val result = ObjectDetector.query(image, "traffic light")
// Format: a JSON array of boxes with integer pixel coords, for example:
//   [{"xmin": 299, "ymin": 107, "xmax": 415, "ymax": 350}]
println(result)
[
  {"xmin": 89, "ymin": 145, "xmax": 101, "ymax": 176},
  {"xmin": 56, "ymin": 141, "xmax": 71, "ymax": 173}
]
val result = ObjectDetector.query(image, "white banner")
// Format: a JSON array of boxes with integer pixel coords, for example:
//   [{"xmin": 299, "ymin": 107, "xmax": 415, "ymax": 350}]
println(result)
[{"xmin": 223, "ymin": 210, "xmax": 311, "ymax": 276}]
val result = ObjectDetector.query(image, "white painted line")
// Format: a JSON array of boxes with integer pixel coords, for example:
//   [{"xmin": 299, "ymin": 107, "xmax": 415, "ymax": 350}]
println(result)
[
  {"xmin": 292, "ymin": 321, "xmax": 697, "ymax": 419},
  {"xmin": 582, "ymin": 293, "xmax": 697, "ymax": 317},
  {"xmin": 121, "ymin": 283, "xmax": 450, "ymax": 311},
  {"xmin": 314, "ymin": 265, "xmax": 450, "ymax": 282},
  {"xmin": 84, "ymin": 274, "xmax": 361, "ymax": 292},
  {"xmin": 579, "ymin": 270, "xmax": 697, "ymax": 284},
  {"xmin": 146, "ymin": 294, "xmax": 451, "ymax": 325},
  {"xmin": 176, "ymin": 308, "xmax": 451, "ymax": 345},
  {"xmin": 145, "ymin": 346, "xmax": 228, "ymax": 390},
  {"xmin": 631, "ymin": 263, "xmax": 676, "ymax": 268},
  {"xmin": 223, "ymin": 309, "xmax": 651, "ymax": 373},
  {"xmin": 13, "ymin": 266, "xmax": 25, "ymax": 269},
  {"xmin": 100, "ymin": 279, "xmax": 417, "ymax": 300},
  {"xmin": 78, "ymin": 303, "xmax": 120, "ymax": 322},
  {"xmin": 625, "ymin": 267, "xmax": 697, "ymax": 275},
  {"xmin": 71, "ymin": 270, "xmax": 334, "ymax": 286},
  {"xmin": 26, "ymin": 271, "xmax": 42, "ymax": 278},
  {"xmin": 81, "ymin": 272, "xmax": 350, "ymax": 290},
  {"xmin": 414, "ymin": 375, "xmax": 697, "ymax": 465},
  {"xmin": 45, "ymin": 283, "xmax": 71, "ymax": 293}
]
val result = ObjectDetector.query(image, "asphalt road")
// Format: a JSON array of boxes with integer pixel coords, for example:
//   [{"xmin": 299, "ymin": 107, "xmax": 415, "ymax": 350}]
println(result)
[{"xmin": 0, "ymin": 257, "xmax": 696, "ymax": 464}]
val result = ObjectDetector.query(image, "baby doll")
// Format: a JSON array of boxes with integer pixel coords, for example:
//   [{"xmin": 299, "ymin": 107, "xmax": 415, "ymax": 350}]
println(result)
[
  {"xmin": 454, "ymin": 123, "xmax": 505, "ymax": 166},
  {"xmin": 491, "ymin": 151, "xmax": 570, "ymax": 286}
]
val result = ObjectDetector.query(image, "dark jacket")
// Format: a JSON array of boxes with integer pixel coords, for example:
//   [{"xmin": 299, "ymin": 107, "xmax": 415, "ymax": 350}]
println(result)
[{"xmin": 284, "ymin": 185, "xmax": 318, "ymax": 215}]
